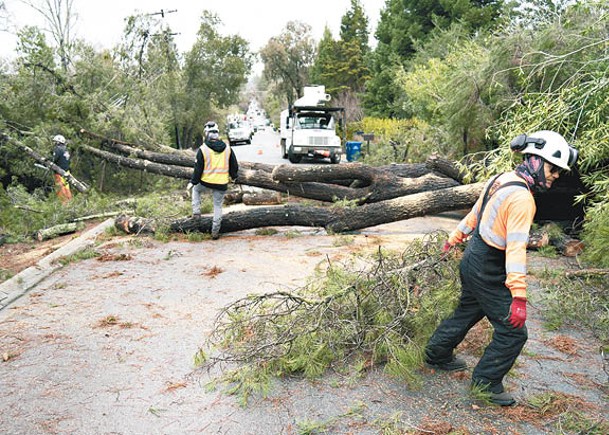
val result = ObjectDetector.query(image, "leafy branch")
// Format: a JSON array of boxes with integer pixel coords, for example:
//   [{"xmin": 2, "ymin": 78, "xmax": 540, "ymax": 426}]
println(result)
[{"xmin": 196, "ymin": 232, "xmax": 461, "ymax": 403}]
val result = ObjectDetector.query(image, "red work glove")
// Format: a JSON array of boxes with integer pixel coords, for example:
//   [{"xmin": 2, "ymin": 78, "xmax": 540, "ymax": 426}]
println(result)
[
  {"xmin": 508, "ymin": 297, "xmax": 527, "ymax": 328},
  {"xmin": 439, "ymin": 241, "xmax": 453, "ymax": 260}
]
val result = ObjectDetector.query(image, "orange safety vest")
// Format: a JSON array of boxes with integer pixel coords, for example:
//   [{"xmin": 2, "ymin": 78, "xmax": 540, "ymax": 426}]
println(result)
[
  {"xmin": 200, "ymin": 144, "xmax": 231, "ymax": 185},
  {"xmin": 448, "ymin": 172, "xmax": 536, "ymax": 299}
]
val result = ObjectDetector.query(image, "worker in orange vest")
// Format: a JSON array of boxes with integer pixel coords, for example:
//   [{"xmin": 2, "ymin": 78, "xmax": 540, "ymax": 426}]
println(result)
[
  {"xmin": 424, "ymin": 130, "xmax": 578, "ymax": 406},
  {"xmin": 51, "ymin": 134, "xmax": 72, "ymax": 203}
]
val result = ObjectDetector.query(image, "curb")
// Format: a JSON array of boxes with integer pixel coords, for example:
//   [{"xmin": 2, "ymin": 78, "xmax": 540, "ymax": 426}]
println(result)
[{"xmin": 0, "ymin": 218, "xmax": 115, "ymax": 312}]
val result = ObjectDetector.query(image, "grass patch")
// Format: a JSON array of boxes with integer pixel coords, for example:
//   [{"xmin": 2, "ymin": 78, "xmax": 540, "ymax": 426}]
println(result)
[
  {"xmin": 539, "ymin": 272, "xmax": 609, "ymax": 343},
  {"xmin": 255, "ymin": 228, "xmax": 278, "ymax": 236},
  {"xmin": 54, "ymin": 247, "xmax": 100, "ymax": 266},
  {"xmin": 332, "ymin": 234, "xmax": 355, "ymax": 247},
  {"xmin": 0, "ymin": 268, "xmax": 14, "ymax": 282},
  {"xmin": 284, "ymin": 230, "xmax": 303, "ymax": 239}
]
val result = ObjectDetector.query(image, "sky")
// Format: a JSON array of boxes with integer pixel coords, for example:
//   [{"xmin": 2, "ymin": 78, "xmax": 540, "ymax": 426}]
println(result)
[{"xmin": 0, "ymin": 0, "xmax": 386, "ymax": 68}]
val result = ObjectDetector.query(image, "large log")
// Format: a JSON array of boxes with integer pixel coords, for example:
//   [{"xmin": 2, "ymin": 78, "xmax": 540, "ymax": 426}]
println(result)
[
  {"xmin": 425, "ymin": 154, "xmax": 467, "ymax": 183},
  {"xmin": 81, "ymin": 145, "xmax": 193, "ymax": 179},
  {"xmin": 81, "ymin": 145, "xmax": 461, "ymax": 204},
  {"xmin": 168, "ymin": 183, "xmax": 483, "ymax": 234},
  {"xmin": 36, "ymin": 222, "xmax": 85, "ymax": 241},
  {"xmin": 272, "ymin": 163, "xmax": 459, "ymax": 203}
]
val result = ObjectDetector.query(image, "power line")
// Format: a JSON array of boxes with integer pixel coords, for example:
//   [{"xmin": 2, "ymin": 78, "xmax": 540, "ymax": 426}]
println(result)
[{"xmin": 147, "ymin": 9, "xmax": 177, "ymax": 18}]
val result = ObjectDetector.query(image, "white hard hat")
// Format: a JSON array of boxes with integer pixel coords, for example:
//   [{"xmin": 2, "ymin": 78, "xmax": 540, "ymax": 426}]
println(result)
[
  {"xmin": 511, "ymin": 130, "xmax": 578, "ymax": 170},
  {"xmin": 53, "ymin": 134, "xmax": 66, "ymax": 145},
  {"xmin": 204, "ymin": 121, "xmax": 218, "ymax": 133}
]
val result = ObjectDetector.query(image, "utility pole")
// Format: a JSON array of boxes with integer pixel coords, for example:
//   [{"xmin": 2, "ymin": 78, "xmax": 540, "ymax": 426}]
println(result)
[
  {"xmin": 148, "ymin": 9, "xmax": 177, "ymax": 18},
  {"xmin": 147, "ymin": 8, "xmax": 181, "ymax": 149}
]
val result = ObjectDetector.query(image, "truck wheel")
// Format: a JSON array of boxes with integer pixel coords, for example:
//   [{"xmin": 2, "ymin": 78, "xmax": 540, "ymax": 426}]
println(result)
[
  {"xmin": 288, "ymin": 146, "xmax": 302, "ymax": 164},
  {"xmin": 281, "ymin": 139, "xmax": 288, "ymax": 159},
  {"xmin": 330, "ymin": 153, "xmax": 341, "ymax": 164}
]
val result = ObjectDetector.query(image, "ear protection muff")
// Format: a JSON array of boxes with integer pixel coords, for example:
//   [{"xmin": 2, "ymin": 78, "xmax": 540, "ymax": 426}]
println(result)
[
  {"xmin": 510, "ymin": 134, "xmax": 546, "ymax": 152},
  {"xmin": 510, "ymin": 134, "xmax": 528, "ymax": 152}
]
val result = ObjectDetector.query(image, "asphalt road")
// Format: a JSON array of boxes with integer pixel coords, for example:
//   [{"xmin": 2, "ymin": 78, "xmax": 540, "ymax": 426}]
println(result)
[{"xmin": 231, "ymin": 128, "xmax": 344, "ymax": 166}]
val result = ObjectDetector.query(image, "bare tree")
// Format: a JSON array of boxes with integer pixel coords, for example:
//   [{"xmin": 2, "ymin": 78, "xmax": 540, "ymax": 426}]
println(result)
[
  {"xmin": 21, "ymin": 0, "xmax": 76, "ymax": 71},
  {"xmin": 0, "ymin": 1, "xmax": 9, "ymax": 32}
]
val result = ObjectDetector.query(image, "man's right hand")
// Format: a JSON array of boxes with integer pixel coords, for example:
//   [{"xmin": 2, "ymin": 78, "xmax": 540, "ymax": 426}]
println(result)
[
  {"xmin": 186, "ymin": 182, "xmax": 193, "ymax": 197},
  {"xmin": 440, "ymin": 241, "xmax": 454, "ymax": 261}
]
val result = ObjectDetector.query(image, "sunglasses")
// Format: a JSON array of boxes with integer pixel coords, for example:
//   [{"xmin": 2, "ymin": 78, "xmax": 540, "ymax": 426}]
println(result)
[{"xmin": 550, "ymin": 164, "xmax": 566, "ymax": 175}]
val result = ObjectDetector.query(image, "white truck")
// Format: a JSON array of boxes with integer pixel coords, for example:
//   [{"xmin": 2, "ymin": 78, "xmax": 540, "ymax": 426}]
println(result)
[{"xmin": 280, "ymin": 85, "xmax": 345, "ymax": 164}]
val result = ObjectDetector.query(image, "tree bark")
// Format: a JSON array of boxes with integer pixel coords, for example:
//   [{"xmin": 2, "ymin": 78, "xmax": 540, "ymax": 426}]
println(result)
[
  {"xmin": 426, "ymin": 154, "xmax": 467, "ymax": 183},
  {"xmin": 81, "ymin": 144, "xmax": 461, "ymax": 204},
  {"xmin": 166, "ymin": 183, "xmax": 482, "ymax": 234},
  {"xmin": 81, "ymin": 145, "xmax": 193, "ymax": 179},
  {"xmin": 271, "ymin": 163, "xmax": 459, "ymax": 203},
  {"xmin": 115, "ymin": 214, "xmax": 156, "ymax": 235},
  {"xmin": 36, "ymin": 222, "xmax": 84, "ymax": 241}
]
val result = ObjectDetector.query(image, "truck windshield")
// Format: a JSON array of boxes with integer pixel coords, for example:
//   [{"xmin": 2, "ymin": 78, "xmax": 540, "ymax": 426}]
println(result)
[{"xmin": 295, "ymin": 115, "xmax": 333, "ymax": 130}]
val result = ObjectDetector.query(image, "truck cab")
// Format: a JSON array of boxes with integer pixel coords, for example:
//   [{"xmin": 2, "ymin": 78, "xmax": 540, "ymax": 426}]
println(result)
[{"xmin": 280, "ymin": 86, "xmax": 345, "ymax": 164}]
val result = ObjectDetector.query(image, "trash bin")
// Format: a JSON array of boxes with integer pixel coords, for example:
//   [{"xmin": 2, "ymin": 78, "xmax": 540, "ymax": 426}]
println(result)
[{"xmin": 345, "ymin": 141, "xmax": 362, "ymax": 162}]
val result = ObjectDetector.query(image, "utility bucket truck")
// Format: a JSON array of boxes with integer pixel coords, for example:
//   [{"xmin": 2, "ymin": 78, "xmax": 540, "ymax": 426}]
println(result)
[{"xmin": 280, "ymin": 85, "xmax": 345, "ymax": 164}]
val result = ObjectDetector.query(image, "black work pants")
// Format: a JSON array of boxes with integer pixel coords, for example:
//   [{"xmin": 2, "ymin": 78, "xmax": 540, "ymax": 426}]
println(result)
[{"xmin": 425, "ymin": 234, "xmax": 528, "ymax": 393}]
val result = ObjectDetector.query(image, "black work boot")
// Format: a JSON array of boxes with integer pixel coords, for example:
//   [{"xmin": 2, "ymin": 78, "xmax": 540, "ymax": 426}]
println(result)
[
  {"xmin": 471, "ymin": 381, "xmax": 516, "ymax": 406},
  {"xmin": 488, "ymin": 391, "xmax": 516, "ymax": 406},
  {"xmin": 425, "ymin": 356, "xmax": 467, "ymax": 372}
]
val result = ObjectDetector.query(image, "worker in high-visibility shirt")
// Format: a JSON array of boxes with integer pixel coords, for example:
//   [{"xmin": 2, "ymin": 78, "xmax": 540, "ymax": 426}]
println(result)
[
  {"xmin": 424, "ymin": 130, "xmax": 578, "ymax": 406},
  {"xmin": 187, "ymin": 122, "xmax": 239, "ymax": 240},
  {"xmin": 51, "ymin": 134, "xmax": 72, "ymax": 203}
]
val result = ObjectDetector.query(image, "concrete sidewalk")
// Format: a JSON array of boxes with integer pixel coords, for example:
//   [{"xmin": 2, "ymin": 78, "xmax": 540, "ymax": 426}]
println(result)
[{"xmin": 0, "ymin": 218, "xmax": 114, "ymax": 311}]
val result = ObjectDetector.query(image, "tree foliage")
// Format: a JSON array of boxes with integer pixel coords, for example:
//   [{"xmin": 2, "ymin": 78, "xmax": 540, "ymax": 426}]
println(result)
[
  {"xmin": 260, "ymin": 21, "xmax": 316, "ymax": 106},
  {"xmin": 365, "ymin": 0, "xmax": 506, "ymax": 117},
  {"xmin": 0, "ymin": 8, "xmax": 251, "ymax": 208}
]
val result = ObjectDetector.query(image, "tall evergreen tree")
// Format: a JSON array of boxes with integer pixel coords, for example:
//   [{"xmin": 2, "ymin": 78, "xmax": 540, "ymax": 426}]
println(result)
[
  {"xmin": 309, "ymin": 27, "xmax": 340, "ymax": 92},
  {"xmin": 364, "ymin": 0, "xmax": 505, "ymax": 117},
  {"xmin": 310, "ymin": 0, "xmax": 370, "ymax": 98},
  {"xmin": 340, "ymin": 0, "xmax": 370, "ymax": 56}
]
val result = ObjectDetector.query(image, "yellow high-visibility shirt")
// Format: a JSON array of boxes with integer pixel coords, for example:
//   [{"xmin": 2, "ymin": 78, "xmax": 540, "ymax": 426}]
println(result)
[{"xmin": 200, "ymin": 144, "xmax": 231, "ymax": 185}]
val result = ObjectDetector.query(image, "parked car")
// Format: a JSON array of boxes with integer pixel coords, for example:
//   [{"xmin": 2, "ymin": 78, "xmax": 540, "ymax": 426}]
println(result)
[{"xmin": 227, "ymin": 121, "xmax": 253, "ymax": 145}]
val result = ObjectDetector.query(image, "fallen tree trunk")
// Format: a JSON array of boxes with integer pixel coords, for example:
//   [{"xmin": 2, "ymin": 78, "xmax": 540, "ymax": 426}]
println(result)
[
  {"xmin": 165, "ymin": 183, "xmax": 483, "ymax": 234},
  {"xmin": 79, "ymin": 128, "xmax": 182, "ymax": 155},
  {"xmin": 272, "ymin": 163, "xmax": 459, "ymax": 203},
  {"xmin": 528, "ymin": 223, "xmax": 585, "ymax": 256},
  {"xmin": 81, "ymin": 145, "xmax": 193, "ymax": 179},
  {"xmin": 6, "ymin": 135, "xmax": 89, "ymax": 193},
  {"xmin": 426, "ymin": 154, "xmax": 467, "ymax": 184},
  {"xmin": 35, "ymin": 222, "xmax": 84, "ymax": 241},
  {"xmin": 243, "ymin": 191, "xmax": 283, "ymax": 206},
  {"xmin": 114, "ymin": 214, "xmax": 156, "ymax": 235},
  {"xmin": 81, "ymin": 144, "xmax": 461, "ymax": 204}
]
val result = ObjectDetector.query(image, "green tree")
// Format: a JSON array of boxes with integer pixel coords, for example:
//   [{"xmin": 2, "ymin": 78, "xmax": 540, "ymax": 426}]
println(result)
[
  {"xmin": 181, "ymin": 11, "xmax": 252, "ymax": 146},
  {"xmin": 364, "ymin": 0, "xmax": 505, "ymax": 117},
  {"xmin": 309, "ymin": 27, "xmax": 340, "ymax": 92},
  {"xmin": 260, "ymin": 21, "xmax": 316, "ymax": 106},
  {"xmin": 341, "ymin": 0, "xmax": 369, "ymax": 55}
]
